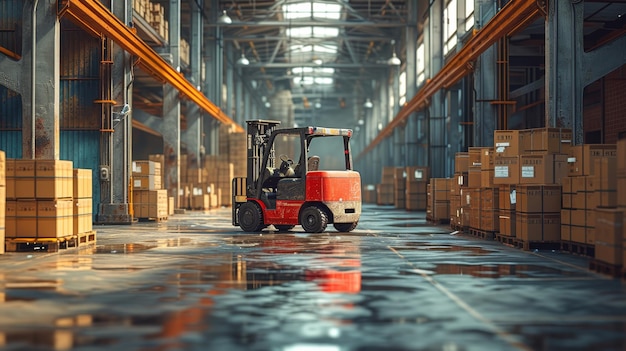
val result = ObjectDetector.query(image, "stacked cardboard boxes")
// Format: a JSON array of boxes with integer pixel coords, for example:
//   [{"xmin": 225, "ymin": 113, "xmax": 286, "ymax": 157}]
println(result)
[
  {"xmin": 132, "ymin": 160, "xmax": 168, "ymax": 219},
  {"xmin": 73, "ymin": 169, "xmax": 93, "ymax": 236},
  {"xmin": 427, "ymin": 178, "xmax": 450, "ymax": 222},
  {"xmin": 376, "ymin": 167, "xmax": 394, "ymax": 205},
  {"xmin": 450, "ymin": 153, "xmax": 469, "ymax": 228},
  {"xmin": 0, "ymin": 150, "xmax": 4, "ymax": 254},
  {"xmin": 561, "ymin": 144, "xmax": 617, "ymax": 247},
  {"xmin": 203, "ymin": 155, "xmax": 233, "ymax": 208},
  {"xmin": 405, "ymin": 167, "xmax": 429, "ymax": 211},
  {"xmin": 516, "ymin": 185, "xmax": 561, "ymax": 242},
  {"xmin": 5, "ymin": 159, "xmax": 77, "ymax": 240},
  {"xmin": 393, "ymin": 167, "xmax": 406, "ymax": 209},
  {"xmin": 590, "ymin": 140, "xmax": 625, "ymax": 268},
  {"xmin": 133, "ymin": 0, "xmax": 169, "ymax": 42}
]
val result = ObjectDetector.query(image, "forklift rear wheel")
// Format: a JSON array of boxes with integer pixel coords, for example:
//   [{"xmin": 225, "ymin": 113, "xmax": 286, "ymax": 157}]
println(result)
[
  {"xmin": 274, "ymin": 225, "xmax": 295, "ymax": 232},
  {"xmin": 334, "ymin": 222, "xmax": 358, "ymax": 232},
  {"xmin": 300, "ymin": 206, "xmax": 328, "ymax": 233},
  {"xmin": 239, "ymin": 202, "xmax": 265, "ymax": 232}
]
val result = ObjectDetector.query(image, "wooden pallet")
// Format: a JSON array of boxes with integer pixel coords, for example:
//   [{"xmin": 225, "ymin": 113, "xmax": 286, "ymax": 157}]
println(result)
[
  {"xmin": 467, "ymin": 227, "xmax": 495, "ymax": 240},
  {"xmin": 560, "ymin": 240, "xmax": 595, "ymax": 258},
  {"xmin": 5, "ymin": 231, "xmax": 97, "ymax": 253},
  {"xmin": 136, "ymin": 216, "xmax": 168, "ymax": 222},
  {"xmin": 427, "ymin": 217, "xmax": 450, "ymax": 225},
  {"xmin": 495, "ymin": 234, "xmax": 517, "ymax": 246},
  {"xmin": 589, "ymin": 259, "xmax": 623, "ymax": 278}
]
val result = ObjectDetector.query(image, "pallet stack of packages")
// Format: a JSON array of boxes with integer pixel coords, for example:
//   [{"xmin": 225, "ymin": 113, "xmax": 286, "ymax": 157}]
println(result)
[
  {"xmin": 132, "ymin": 160, "xmax": 168, "ymax": 220},
  {"xmin": 393, "ymin": 167, "xmax": 406, "ymax": 209},
  {"xmin": 5, "ymin": 159, "xmax": 95, "ymax": 251},
  {"xmin": 493, "ymin": 128, "xmax": 570, "ymax": 245},
  {"xmin": 405, "ymin": 167, "xmax": 429, "ymax": 211},
  {"xmin": 148, "ymin": 154, "xmax": 174, "ymax": 215},
  {"xmin": 561, "ymin": 144, "xmax": 617, "ymax": 255},
  {"xmin": 450, "ymin": 152, "xmax": 469, "ymax": 230},
  {"xmin": 376, "ymin": 167, "xmax": 394, "ymax": 205},
  {"xmin": 465, "ymin": 147, "xmax": 501, "ymax": 236},
  {"xmin": 73, "ymin": 168, "xmax": 94, "ymax": 243},
  {"xmin": 203, "ymin": 155, "xmax": 233, "ymax": 208},
  {"xmin": 0, "ymin": 150, "xmax": 4, "ymax": 254},
  {"xmin": 427, "ymin": 178, "xmax": 450, "ymax": 223}
]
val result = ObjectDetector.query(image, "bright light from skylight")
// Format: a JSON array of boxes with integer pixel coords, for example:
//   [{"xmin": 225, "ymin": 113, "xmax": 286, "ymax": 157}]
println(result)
[
  {"xmin": 290, "ymin": 44, "xmax": 337, "ymax": 54},
  {"xmin": 283, "ymin": 2, "xmax": 341, "ymax": 20},
  {"xmin": 287, "ymin": 27, "xmax": 339, "ymax": 38},
  {"xmin": 293, "ymin": 76, "xmax": 334, "ymax": 85},
  {"xmin": 292, "ymin": 67, "xmax": 335, "ymax": 75}
]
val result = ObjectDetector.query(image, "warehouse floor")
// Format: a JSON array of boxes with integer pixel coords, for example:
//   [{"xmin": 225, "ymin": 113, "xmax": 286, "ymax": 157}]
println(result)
[{"xmin": 1, "ymin": 204, "xmax": 625, "ymax": 351}]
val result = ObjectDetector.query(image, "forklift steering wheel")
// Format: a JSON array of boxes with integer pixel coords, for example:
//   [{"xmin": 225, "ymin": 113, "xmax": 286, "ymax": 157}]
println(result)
[{"xmin": 278, "ymin": 154, "xmax": 294, "ymax": 176}]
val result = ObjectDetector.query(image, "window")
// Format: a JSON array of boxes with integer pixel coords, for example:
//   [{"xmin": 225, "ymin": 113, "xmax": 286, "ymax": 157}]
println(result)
[{"xmin": 443, "ymin": 0, "xmax": 458, "ymax": 54}]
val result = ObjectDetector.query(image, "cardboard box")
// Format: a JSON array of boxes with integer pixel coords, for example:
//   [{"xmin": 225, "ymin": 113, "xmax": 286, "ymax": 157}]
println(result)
[
  {"xmin": 516, "ymin": 185, "xmax": 561, "ymax": 213},
  {"xmin": 561, "ymin": 209, "xmax": 571, "ymax": 226},
  {"xmin": 480, "ymin": 169, "xmax": 494, "ymax": 188},
  {"xmin": 16, "ymin": 199, "xmax": 37, "ymax": 237},
  {"xmin": 568, "ymin": 144, "xmax": 616, "ymax": 176},
  {"xmin": 133, "ymin": 160, "xmax": 161, "ymax": 176},
  {"xmin": 619, "ymin": 176, "xmax": 626, "ymax": 207},
  {"xmin": 433, "ymin": 201, "xmax": 449, "ymax": 221},
  {"xmin": 561, "ymin": 224, "xmax": 571, "ymax": 242},
  {"xmin": 36, "ymin": 160, "xmax": 73, "ymax": 177},
  {"xmin": 376, "ymin": 183, "xmax": 394, "ymax": 205},
  {"xmin": 14, "ymin": 160, "xmax": 35, "ymax": 177},
  {"xmin": 527, "ymin": 127, "xmax": 572, "ymax": 154},
  {"xmin": 571, "ymin": 225, "xmax": 586, "ymax": 244},
  {"xmin": 480, "ymin": 188, "xmax": 499, "ymax": 211},
  {"xmin": 516, "ymin": 213, "xmax": 560, "ymax": 242},
  {"xmin": 0, "ymin": 150, "xmax": 4, "ymax": 187},
  {"xmin": 5, "ymin": 159, "xmax": 15, "ymax": 199},
  {"xmin": 498, "ymin": 185, "xmax": 516, "ymax": 211},
  {"xmin": 468, "ymin": 147, "xmax": 483, "ymax": 168},
  {"xmin": 594, "ymin": 208, "xmax": 624, "ymax": 265},
  {"xmin": 499, "ymin": 210, "xmax": 516, "ymax": 237},
  {"xmin": 480, "ymin": 210, "xmax": 499, "ymax": 232},
  {"xmin": 519, "ymin": 154, "xmax": 568, "ymax": 185},
  {"xmin": 618, "ymin": 138, "xmax": 626, "ymax": 174},
  {"xmin": 406, "ymin": 181, "xmax": 427, "ymax": 194},
  {"xmin": 73, "ymin": 198, "xmax": 93, "ymax": 235},
  {"xmin": 406, "ymin": 193, "xmax": 427, "ymax": 211},
  {"xmin": 455, "ymin": 153, "xmax": 469, "ymax": 173},
  {"xmin": 37, "ymin": 199, "xmax": 73, "ymax": 238},
  {"xmin": 37, "ymin": 177, "xmax": 72, "ymax": 199},
  {"xmin": 468, "ymin": 166, "xmax": 481, "ymax": 188},
  {"xmin": 73, "ymin": 169, "xmax": 93, "ymax": 199},
  {"xmin": 493, "ymin": 156, "xmax": 520, "ymax": 185},
  {"xmin": 406, "ymin": 167, "xmax": 429, "ymax": 182},
  {"xmin": 5, "ymin": 200, "xmax": 16, "ymax": 238},
  {"xmin": 571, "ymin": 208, "xmax": 586, "ymax": 227},
  {"xmin": 133, "ymin": 175, "xmax": 161, "ymax": 190},
  {"xmin": 494, "ymin": 130, "xmax": 522, "ymax": 157}
]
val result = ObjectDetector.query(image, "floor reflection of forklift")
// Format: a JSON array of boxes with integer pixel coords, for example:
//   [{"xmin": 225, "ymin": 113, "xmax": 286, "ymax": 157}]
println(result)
[{"xmin": 232, "ymin": 120, "xmax": 362, "ymax": 233}]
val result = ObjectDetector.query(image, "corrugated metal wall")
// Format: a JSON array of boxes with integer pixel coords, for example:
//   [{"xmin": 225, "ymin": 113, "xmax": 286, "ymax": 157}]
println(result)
[
  {"xmin": 60, "ymin": 21, "xmax": 102, "ymax": 219},
  {"xmin": 0, "ymin": 0, "xmax": 22, "ymax": 57},
  {"xmin": 0, "ymin": 85, "xmax": 23, "ymax": 158}
]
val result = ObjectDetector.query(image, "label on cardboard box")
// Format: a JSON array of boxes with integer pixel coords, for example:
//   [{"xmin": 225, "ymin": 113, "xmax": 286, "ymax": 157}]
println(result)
[
  {"xmin": 521, "ymin": 166, "xmax": 535, "ymax": 178},
  {"xmin": 415, "ymin": 170, "xmax": 423, "ymax": 179},
  {"xmin": 495, "ymin": 166, "xmax": 509, "ymax": 178},
  {"xmin": 496, "ymin": 142, "xmax": 510, "ymax": 147},
  {"xmin": 568, "ymin": 157, "xmax": 576, "ymax": 163},
  {"xmin": 510, "ymin": 190, "xmax": 517, "ymax": 204}
]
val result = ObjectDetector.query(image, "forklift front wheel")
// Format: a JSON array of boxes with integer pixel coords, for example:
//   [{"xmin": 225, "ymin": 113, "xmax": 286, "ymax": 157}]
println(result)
[
  {"xmin": 239, "ymin": 202, "xmax": 265, "ymax": 232},
  {"xmin": 300, "ymin": 206, "xmax": 328, "ymax": 233}
]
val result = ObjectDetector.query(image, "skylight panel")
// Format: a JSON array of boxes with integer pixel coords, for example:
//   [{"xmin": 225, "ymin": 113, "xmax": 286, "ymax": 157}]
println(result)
[
  {"xmin": 287, "ymin": 27, "xmax": 339, "ymax": 39},
  {"xmin": 312, "ymin": 3, "xmax": 341, "ymax": 20},
  {"xmin": 283, "ymin": 2, "xmax": 311, "ymax": 19}
]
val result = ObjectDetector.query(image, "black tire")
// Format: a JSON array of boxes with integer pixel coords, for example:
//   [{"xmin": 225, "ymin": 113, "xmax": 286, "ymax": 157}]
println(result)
[
  {"xmin": 334, "ymin": 222, "xmax": 358, "ymax": 232},
  {"xmin": 238, "ymin": 202, "xmax": 265, "ymax": 232},
  {"xmin": 300, "ymin": 206, "xmax": 328, "ymax": 233},
  {"xmin": 274, "ymin": 225, "xmax": 295, "ymax": 232}
]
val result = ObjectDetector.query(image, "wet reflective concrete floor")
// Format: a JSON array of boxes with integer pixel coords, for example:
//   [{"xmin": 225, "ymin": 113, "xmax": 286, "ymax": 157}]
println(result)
[{"xmin": 1, "ymin": 204, "xmax": 626, "ymax": 351}]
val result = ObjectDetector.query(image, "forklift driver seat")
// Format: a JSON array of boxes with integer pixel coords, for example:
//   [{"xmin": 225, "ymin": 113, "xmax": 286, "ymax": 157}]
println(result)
[{"xmin": 307, "ymin": 155, "xmax": 320, "ymax": 171}]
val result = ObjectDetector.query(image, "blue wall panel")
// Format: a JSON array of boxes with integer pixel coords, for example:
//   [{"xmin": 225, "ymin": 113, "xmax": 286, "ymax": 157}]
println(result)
[
  {"xmin": 61, "ymin": 130, "xmax": 100, "ymax": 220},
  {"xmin": 0, "ymin": 131, "xmax": 22, "ymax": 158}
]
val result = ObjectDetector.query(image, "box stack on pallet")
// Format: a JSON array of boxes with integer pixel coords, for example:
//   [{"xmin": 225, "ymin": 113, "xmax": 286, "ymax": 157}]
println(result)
[
  {"xmin": 405, "ymin": 167, "xmax": 429, "ymax": 211},
  {"xmin": 561, "ymin": 144, "xmax": 617, "ymax": 257},
  {"xmin": 427, "ymin": 178, "xmax": 450, "ymax": 224},
  {"xmin": 491, "ymin": 127, "xmax": 571, "ymax": 249},
  {"xmin": 376, "ymin": 167, "xmax": 394, "ymax": 205},
  {"xmin": 219, "ymin": 124, "xmax": 247, "ymax": 179},
  {"xmin": 148, "ymin": 154, "xmax": 174, "ymax": 215},
  {"xmin": 203, "ymin": 155, "xmax": 233, "ymax": 208},
  {"xmin": 0, "ymin": 150, "xmax": 5, "ymax": 254},
  {"xmin": 393, "ymin": 167, "xmax": 406, "ymax": 209},
  {"xmin": 450, "ymin": 153, "xmax": 469, "ymax": 230},
  {"xmin": 132, "ymin": 160, "xmax": 168, "ymax": 221},
  {"xmin": 73, "ymin": 169, "xmax": 94, "ymax": 244},
  {"xmin": 5, "ymin": 159, "xmax": 95, "ymax": 251},
  {"xmin": 463, "ymin": 147, "xmax": 500, "ymax": 239}
]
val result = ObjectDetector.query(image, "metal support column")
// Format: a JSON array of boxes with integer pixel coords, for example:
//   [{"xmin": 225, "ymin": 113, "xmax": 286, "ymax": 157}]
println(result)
[
  {"xmin": 428, "ymin": 0, "xmax": 446, "ymax": 178},
  {"xmin": 183, "ymin": 0, "xmax": 203, "ymax": 169},
  {"xmin": 98, "ymin": 0, "xmax": 133, "ymax": 223},
  {"xmin": 163, "ymin": 0, "xmax": 181, "ymax": 208},
  {"xmin": 474, "ymin": 40, "xmax": 497, "ymax": 146},
  {"xmin": 22, "ymin": 0, "xmax": 60, "ymax": 159},
  {"xmin": 404, "ymin": 0, "xmax": 419, "ymax": 167},
  {"xmin": 205, "ymin": 0, "xmax": 223, "ymax": 155},
  {"xmin": 546, "ymin": 0, "xmax": 583, "ymax": 143}
]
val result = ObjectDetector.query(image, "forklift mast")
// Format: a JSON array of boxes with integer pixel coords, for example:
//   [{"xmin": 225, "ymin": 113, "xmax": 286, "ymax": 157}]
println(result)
[{"xmin": 245, "ymin": 120, "xmax": 281, "ymax": 197}]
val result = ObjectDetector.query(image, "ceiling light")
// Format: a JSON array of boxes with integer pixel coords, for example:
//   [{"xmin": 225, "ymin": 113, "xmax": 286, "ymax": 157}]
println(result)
[
  {"xmin": 217, "ymin": 10, "xmax": 232, "ymax": 24},
  {"xmin": 237, "ymin": 53, "xmax": 250, "ymax": 66},
  {"xmin": 387, "ymin": 52, "xmax": 401, "ymax": 66},
  {"xmin": 363, "ymin": 98, "xmax": 373, "ymax": 109},
  {"xmin": 313, "ymin": 58, "xmax": 323, "ymax": 65}
]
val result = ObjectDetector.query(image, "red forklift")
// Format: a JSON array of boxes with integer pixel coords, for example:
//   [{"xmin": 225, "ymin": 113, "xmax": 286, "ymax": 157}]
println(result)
[{"xmin": 232, "ymin": 120, "xmax": 361, "ymax": 233}]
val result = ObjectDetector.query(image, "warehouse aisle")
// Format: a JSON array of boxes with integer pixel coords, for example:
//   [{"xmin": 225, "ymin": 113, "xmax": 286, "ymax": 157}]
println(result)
[{"xmin": 0, "ymin": 204, "xmax": 625, "ymax": 351}]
